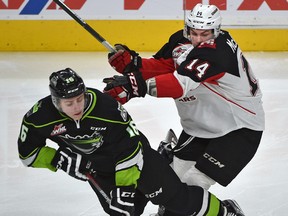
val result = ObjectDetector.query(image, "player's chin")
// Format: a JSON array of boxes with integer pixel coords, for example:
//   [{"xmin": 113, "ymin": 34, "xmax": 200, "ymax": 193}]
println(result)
[{"xmin": 72, "ymin": 112, "xmax": 83, "ymax": 121}]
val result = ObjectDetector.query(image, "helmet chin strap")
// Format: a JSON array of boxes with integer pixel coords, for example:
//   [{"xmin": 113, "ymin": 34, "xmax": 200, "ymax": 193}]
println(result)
[
  {"xmin": 51, "ymin": 96, "xmax": 63, "ymax": 112},
  {"xmin": 83, "ymin": 92, "xmax": 90, "ymax": 110}
]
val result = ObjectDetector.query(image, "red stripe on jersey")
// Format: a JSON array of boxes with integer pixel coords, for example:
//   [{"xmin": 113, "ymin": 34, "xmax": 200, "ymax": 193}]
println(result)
[{"xmin": 202, "ymin": 83, "xmax": 256, "ymax": 115}]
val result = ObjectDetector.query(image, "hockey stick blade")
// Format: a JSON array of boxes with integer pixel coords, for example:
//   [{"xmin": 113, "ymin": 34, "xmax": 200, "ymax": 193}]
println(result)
[
  {"xmin": 53, "ymin": 0, "xmax": 116, "ymax": 53},
  {"xmin": 86, "ymin": 173, "xmax": 111, "ymax": 205}
]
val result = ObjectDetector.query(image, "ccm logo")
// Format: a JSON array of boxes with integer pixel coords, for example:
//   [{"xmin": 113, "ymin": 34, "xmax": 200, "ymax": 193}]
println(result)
[
  {"xmin": 128, "ymin": 74, "xmax": 139, "ymax": 96},
  {"xmin": 203, "ymin": 153, "xmax": 225, "ymax": 168},
  {"xmin": 121, "ymin": 191, "xmax": 135, "ymax": 198},
  {"xmin": 145, "ymin": 187, "xmax": 163, "ymax": 198}
]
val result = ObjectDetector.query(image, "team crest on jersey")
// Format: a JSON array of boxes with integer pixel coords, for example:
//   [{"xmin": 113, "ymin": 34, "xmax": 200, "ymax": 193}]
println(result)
[
  {"xmin": 51, "ymin": 123, "xmax": 67, "ymax": 136},
  {"xmin": 59, "ymin": 131, "xmax": 104, "ymax": 154},
  {"xmin": 172, "ymin": 44, "xmax": 193, "ymax": 61},
  {"xmin": 172, "ymin": 46, "xmax": 187, "ymax": 59}
]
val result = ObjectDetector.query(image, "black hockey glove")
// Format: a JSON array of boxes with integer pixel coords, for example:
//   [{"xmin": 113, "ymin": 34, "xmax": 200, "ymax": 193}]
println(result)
[
  {"xmin": 51, "ymin": 147, "xmax": 93, "ymax": 181},
  {"xmin": 103, "ymin": 70, "xmax": 147, "ymax": 104},
  {"xmin": 157, "ymin": 129, "xmax": 178, "ymax": 164},
  {"xmin": 108, "ymin": 44, "xmax": 142, "ymax": 74},
  {"xmin": 110, "ymin": 186, "xmax": 135, "ymax": 216}
]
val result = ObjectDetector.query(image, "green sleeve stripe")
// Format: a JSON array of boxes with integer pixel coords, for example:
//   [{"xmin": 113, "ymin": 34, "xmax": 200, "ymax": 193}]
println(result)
[
  {"xmin": 115, "ymin": 142, "xmax": 143, "ymax": 187},
  {"xmin": 31, "ymin": 146, "xmax": 57, "ymax": 172},
  {"xmin": 19, "ymin": 147, "xmax": 39, "ymax": 160},
  {"xmin": 116, "ymin": 141, "xmax": 142, "ymax": 165},
  {"xmin": 206, "ymin": 194, "xmax": 221, "ymax": 216}
]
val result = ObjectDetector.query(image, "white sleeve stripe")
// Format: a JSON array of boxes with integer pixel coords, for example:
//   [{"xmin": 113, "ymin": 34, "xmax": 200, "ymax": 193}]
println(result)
[
  {"xmin": 20, "ymin": 151, "xmax": 38, "ymax": 166},
  {"xmin": 116, "ymin": 148, "xmax": 143, "ymax": 172}
]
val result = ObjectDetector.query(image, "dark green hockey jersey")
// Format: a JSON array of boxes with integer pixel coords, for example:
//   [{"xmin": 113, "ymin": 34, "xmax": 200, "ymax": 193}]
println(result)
[{"xmin": 18, "ymin": 88, "xmax": 146, "ymax": 187}]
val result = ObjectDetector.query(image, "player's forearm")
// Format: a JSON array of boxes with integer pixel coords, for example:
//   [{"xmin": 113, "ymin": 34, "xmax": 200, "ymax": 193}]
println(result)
[
  {"xmin": 146, "ymin": 73, "xmax": 183, "ymax": 98},
  {"xmin": 140, "ymin": 58, "xmax": 175, "ymax": 80},
  {"xmin": 19, "ymin": 146, "xmax": 57, "ymax": 172}
]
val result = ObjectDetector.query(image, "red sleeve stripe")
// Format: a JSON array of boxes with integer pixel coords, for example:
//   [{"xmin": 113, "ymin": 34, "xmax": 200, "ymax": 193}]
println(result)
[
  {"xmin": 155, "ymin": 73, "xmax": 183, "ymax": 98},
  {"xmin": 140, "ymin": 58, "xmax": 175, "ymax": 80}
]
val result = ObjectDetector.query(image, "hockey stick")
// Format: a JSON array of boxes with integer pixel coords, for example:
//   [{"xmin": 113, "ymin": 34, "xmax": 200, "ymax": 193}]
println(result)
[
  {"xmin": 86, "ymin": 173, "xmax": 111, "ymax": 205},
  {"xmin": 53, "ymin": 0, "xmax": 116, "ymax": 53},
  {"xmin": 183, "ymin": 0, "xmax": 187, "ymax": 23}
]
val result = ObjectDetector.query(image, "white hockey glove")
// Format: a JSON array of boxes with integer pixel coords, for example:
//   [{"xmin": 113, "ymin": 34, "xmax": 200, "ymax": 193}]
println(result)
[
  {"xmin": 51, "ymin": 147, "xmax": 93, "ymax": 181},
  {"xmin": 110, "ymin": 186, "xmax": 135, "ymax": 216}
]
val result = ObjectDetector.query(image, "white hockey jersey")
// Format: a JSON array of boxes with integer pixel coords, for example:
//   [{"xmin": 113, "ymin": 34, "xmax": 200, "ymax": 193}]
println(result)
[{"xmin": 173, "ymin": 31, "xmax": 265, "ymax": 138}]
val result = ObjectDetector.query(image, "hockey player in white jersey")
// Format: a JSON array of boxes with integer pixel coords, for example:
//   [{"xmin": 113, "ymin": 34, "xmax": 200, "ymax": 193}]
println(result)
[{"xmin": 103, "ymin": 3, "xmax": 265, "ymax": 215}]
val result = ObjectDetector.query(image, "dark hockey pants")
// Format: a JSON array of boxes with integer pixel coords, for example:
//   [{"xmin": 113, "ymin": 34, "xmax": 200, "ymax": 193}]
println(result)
[{"xmin": 89, "ymin": 144, "xmax": 220, "ymax": 215}]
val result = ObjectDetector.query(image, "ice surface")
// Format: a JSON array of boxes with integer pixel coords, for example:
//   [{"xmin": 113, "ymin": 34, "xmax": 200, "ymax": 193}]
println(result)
[{"xmin": 0, "ymin": 51, "xmax": 287, "ymax": 215}]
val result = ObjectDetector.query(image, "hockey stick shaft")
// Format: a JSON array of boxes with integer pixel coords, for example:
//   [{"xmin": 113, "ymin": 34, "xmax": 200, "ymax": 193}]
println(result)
[
  {"xmin": 53, "ymin": 0, "xmax": 116, "ymax": 53},
  {"xmin": 86, "ymin": 173, "xmax": 111, "ymax": 205}
]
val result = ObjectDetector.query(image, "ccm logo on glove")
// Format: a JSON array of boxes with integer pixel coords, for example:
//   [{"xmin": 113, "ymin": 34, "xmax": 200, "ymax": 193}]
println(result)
[
  {"xmin": 121, "ymin": 191, "xmax": 135, "ymax": 198},
  {"xmin": 128, "ymin": 73, "xmax": 140, "ymax": 96}
]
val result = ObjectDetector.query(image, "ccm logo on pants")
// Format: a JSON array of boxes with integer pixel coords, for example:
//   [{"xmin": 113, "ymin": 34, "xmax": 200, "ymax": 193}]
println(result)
[
  {"xmin": 203, "ymin": 153, "xmax": 225, "ymax": 168},
  {"xmin": 145, "ymin": 187, "xmax": 163, "ymax": 198}
]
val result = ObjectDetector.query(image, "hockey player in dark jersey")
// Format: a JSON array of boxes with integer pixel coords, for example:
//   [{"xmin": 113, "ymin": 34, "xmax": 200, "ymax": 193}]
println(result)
[
  {"xmin": 18, "ymin": 68, "xmax": 244, "ymax": 215},
  {"xmin": 103, "ymin": 3, "xmax": 265, "ymax": 216}
]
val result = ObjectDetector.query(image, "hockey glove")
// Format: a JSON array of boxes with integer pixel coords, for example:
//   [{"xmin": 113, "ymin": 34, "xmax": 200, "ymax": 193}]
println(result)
[
  {"xmin": 157, "ymin": 129, "xmax": 178, "ymax": 164},
  {"xmin": 110, "ymin": 186, "xmax": 135, "ymax": 216},
  {"xmin": 103, "ymin": 70, "xmax": 147, "ymax": 104},
  {"xmin": 108, "ymin": 44, "xmax": 142, "ymax": 74},
  {"xmin": 51, "ymin": 147, "xmax": 93, "ymax": 181}
]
